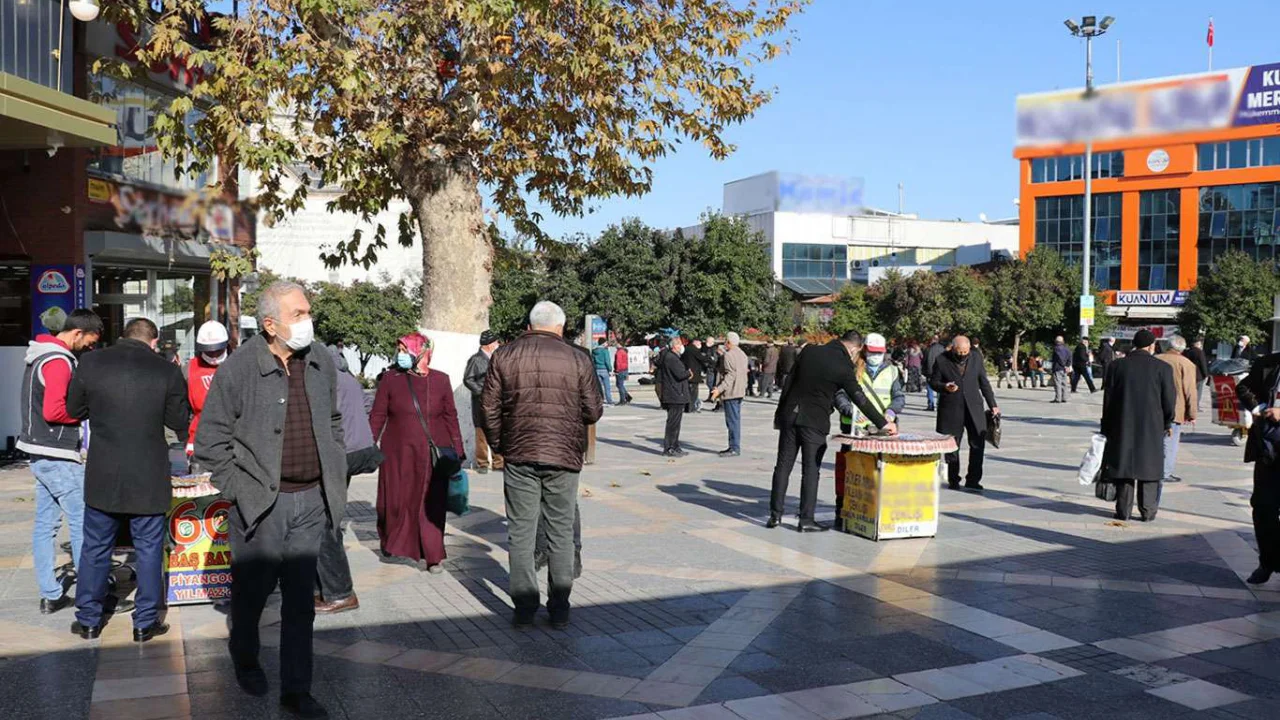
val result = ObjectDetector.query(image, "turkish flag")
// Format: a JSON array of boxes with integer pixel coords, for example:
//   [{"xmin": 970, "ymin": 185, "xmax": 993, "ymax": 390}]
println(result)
[{"xmin": 1207, "ymin": 19, "xmax": 1214, "ymax": 47}]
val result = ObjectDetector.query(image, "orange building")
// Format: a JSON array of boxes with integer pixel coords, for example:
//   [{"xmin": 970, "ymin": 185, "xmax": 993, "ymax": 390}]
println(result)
[{"xmin": 1015, "ymin": 62, "xmax": 1280, "ymax": 322}]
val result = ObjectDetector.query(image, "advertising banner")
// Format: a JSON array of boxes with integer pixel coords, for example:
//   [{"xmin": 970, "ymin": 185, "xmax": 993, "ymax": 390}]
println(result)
[
  {"xmin": 1079, "ymin": 295, "xmax": 1095, "ymax": 327},
  {"xmin": 876, "ymin": 455, "xmax": 939, "ymax": 540},
  {"xmin": 627, "ymin": 346, "xmax": 651, "ymax": 374},
  {"xmin": 842, "ymin": 451, "xmax": 879, "ymax": 539},
  {"xmin": 31, "ymin": 265, "xmax": 87, "ymax": 334},
  {"xmin": 164, "ymin": 494, "xmax": 233, "ymax": 604},
  {"xmin": 1214, "ymin": 375, "xmax": 1243, "ymax": 426}
]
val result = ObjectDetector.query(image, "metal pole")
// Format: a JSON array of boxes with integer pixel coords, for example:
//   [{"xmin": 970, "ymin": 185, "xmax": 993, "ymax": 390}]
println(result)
[{"xmin": 1081, "ymin": 33, "xmax": 1094, "ymax": 339}]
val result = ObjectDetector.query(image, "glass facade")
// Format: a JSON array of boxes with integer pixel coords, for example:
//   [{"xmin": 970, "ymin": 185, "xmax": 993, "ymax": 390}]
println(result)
[
  {"xmin": 1197, "ymin": 138, "xmax": 1280, "ymax": 171},
  {"xmin": 1030, "ymin": 151, "xmax": 1125, "ymax": 183},
  {"xmin": 1198, "ymin": 183, "xmax": 1280, "ymax": 276},
  {"xmin": 782, "ymin": 243, "xmax": 847, "ymax": 280},
  {"xmin": 86, "ymin": 75, "xmax": 213, "ymax": 191},
  {"xmin": 1138, "ymin": 190, "xmax": 1180, "ymax": 290},
  {"xmin": 1033, "ymin": 193, "xmax": 1122, "ymax": 289},
  {"xmin": 0, "ymin": 0, "xmax": 72, "ymax": 91}
]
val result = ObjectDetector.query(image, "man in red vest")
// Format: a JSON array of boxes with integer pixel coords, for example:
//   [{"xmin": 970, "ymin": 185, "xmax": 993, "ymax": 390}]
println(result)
[{"xmin": 187, "ymin": 321, "xmax": 229, "ymax": 473}]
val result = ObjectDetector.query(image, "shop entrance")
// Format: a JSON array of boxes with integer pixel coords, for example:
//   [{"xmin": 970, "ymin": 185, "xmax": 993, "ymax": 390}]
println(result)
[{"xmin": 92, "ymin": 267, "xmax": 207, "ymax": 356}]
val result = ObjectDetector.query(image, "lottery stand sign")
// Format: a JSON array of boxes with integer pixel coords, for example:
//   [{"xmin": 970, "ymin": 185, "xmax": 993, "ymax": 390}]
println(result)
[{"xmin": 165, "ymin": 494, "xmax": 233, "ymax": 604}]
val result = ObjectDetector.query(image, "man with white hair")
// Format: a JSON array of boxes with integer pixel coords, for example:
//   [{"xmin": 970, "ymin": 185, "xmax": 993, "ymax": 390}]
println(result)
[
  {"xmin": 710, "ymin": 332, "xmax": 749, "ymax": 457},
  {"xmin": 1157, "ymin": 336, "xmax": 1197, "ymax": 484},
  {"xmin": 1234, "ymin": 335, "xmax": 1257, "ymax": 361},
  {"xmin": 480, "ymin": 300, "xmax": 603, "ymax": 629},
  {"xmin": 1051, "ymin": 336, "xmax": 1072, "ymax": 403}
]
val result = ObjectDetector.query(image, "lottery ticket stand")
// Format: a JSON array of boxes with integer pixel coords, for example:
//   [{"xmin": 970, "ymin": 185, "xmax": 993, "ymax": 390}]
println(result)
[{"xmin": 834, "ymin": 433, "xmax": 957, "ymax": 541}]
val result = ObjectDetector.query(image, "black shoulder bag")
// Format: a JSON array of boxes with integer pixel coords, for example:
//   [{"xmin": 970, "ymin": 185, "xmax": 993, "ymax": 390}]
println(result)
[{"xmin": 404, "ymin": 373, "xmax": 462, "ymax": 479}]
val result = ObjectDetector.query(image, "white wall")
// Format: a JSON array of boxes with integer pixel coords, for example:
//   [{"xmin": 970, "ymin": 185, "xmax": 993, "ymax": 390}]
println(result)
[{"xmin": 0, "ymin": 347, "xmax": 26, "ymax": 446}]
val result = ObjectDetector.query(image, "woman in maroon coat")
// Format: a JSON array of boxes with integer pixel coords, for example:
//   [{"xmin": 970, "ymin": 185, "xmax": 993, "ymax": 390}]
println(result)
[{"xmin": 369, "ymin": 332, "xmax": 465, "ymax": 572}]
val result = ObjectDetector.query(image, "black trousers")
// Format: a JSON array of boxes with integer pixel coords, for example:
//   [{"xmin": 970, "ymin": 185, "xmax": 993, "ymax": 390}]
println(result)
[
  {"xmin": 662, "ymin": 403, "xmax": 684, "ymax": 452},
  {"xmin": 1115, "ymin": 479, "xmax": 1161, "ymax": 521},
  {"xmin": 946, "ymin": 412, "xmax": 986, "ymax": 486},
  {"xmin": 1252, "ymin": 463, "xmax": 1280, "ymax": 571},
  {"xmin": 230, "ymin": 486, "xmax": 327, "ymax": 695},
  {"xmin": 316, "ymin": 475, "xmax": 356, "ymax": 602},
  {"xmin": 770, "ymin": 421, "xmax": 827, "ymax": 520},
  {"xmin": 1071, "ymin": 367, "xmax": 1097, "ymax": 392}
]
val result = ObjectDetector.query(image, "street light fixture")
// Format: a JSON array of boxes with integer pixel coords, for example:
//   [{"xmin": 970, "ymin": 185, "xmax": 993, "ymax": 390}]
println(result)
[{"xmin": 1064, "ymin": 14, "xmax": 1115, "ymax": 338}]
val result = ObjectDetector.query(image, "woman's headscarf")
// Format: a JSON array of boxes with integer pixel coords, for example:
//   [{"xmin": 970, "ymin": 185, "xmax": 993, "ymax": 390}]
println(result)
[{"xmin": 399, "ymin": 332, "xmax": 433, "ymax": 361}]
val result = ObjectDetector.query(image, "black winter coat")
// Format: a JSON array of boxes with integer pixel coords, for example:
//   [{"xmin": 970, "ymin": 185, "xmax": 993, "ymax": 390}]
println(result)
[
  {"xmin": 929, "ymin": 349, "xmax": 997, "ymax": 436},
  {"xmin": 683, "ymin": 346, "xmax": 707, "ymax": 384},
  {"xmin": 774, "ymin": 340, "xmax": 887, "ymax": 434},
  {"xmin": 67, "ymin": 338, "xmax": 189, "ymax": 515},
  {"xmin": 1101, "ymin": 351, "xmax": 1175, "ymax": 481},
  {"xmin": 1236, "ymin": 351, "xmax": 1280, "ymax": 465},
  {"xmin": 658, "ymin": 349, "xmax": 692, "ymax": 405},
  {"xmin": 778, "ymin": 345, "xmax": 799, "ymax": 376}
]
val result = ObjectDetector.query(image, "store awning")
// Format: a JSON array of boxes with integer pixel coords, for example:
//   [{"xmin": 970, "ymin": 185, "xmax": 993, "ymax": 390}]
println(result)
[
  {"xmin": 0, "ymin": 72, "xmax": 116, "ymax": 149},
  {"xmin": 86, "ymin": 231, "xmax": 244, "ymax": 269},
  {"xmin": 780, "ymin": 278, "xmax": 850, "ymax": 297}
]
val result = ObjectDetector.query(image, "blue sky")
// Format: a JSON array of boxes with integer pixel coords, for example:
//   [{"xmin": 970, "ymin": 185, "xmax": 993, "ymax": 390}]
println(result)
[{"xmin": 528, "ymin": 1, "xmax": 1275, "ymax": 239}]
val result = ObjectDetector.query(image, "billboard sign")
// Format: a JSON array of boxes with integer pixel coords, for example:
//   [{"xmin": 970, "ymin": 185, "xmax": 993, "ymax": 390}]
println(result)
[
  {"xmin": 31, "ymin": 265, "xmax": 87, "ymax": 334},
  {"xmin": 1113, "ymin": 290, "xmax": 1189, "ymax": 306},
  {"xmin": 776, "ymin": 173, "xmax": 864, "ymax": 215}
]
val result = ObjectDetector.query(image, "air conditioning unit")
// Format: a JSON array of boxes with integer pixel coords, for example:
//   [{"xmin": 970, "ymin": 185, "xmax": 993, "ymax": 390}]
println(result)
[{"xmin": 852, "ymin": 260, "xmax": 864, "ymax": 269}]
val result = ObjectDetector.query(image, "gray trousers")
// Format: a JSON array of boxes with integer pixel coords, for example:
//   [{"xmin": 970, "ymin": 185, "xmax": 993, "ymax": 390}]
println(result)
[
  {"xmin": 1052, "ymin": 370, "xmax": 1069, "ymax": 402},
  {"xmin": 504, "ymin": 464, "xmax": 579, "ymax": 616}
]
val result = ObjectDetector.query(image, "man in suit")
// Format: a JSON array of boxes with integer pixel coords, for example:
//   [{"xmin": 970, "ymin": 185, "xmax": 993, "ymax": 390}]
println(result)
[
  {"xmin": 67, "ymin": 318, "xmax": 189, "ymax": 642},
  {"xmin": 770, "ymin": 331, "xmax": 897, "ymax": 532},
  {"xmin": 1102, "ymin": 330, "xmax": 1175, "ymax": 522},
  {"xmin": 657, "ymin": 338, "xmax": 693, "ymax": 456},
  {"xmin": 930, "ymin": 335, "xmax": 999, "ymax": 492},
  {"xmin": 683, "ymin": 338, "xmax": 707, "ymax": 413},
  {"xmin": 1183, "ymin": 337, "xmax": 1211, "ymax": 411},
  {"xmin": 1097, "ymin": 337, "xmax": 1117, "ymax": 384},
  {"xmin": 1235, "ymin": 348, "xmax": 1280, "ymax": 583},
  {"xmin": 777, "ymin": 339, "xmax": 799, "ymax": 393},
  {"xmin": 1072, "ymin": 338, "xmax": 1097, "ymax": 393}
]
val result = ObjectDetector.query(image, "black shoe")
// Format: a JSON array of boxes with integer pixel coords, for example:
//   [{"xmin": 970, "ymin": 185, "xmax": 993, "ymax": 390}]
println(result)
[
  {"xmin": 40, "ymin": 596, "xmax": 72, "ymax": 615},
  {"xmin": 133, "ymin": 622, "xmax": 170, "ymax": 643},
  {"xmin": 765, "ymin": 515, "xmax": 781, "ymax": 529},
  {"xmin": 948, "ymin": 481, "xmax": 962, "ymax": 490},
  {"xmin": 549, "ymin": 608, "xmax": 571, "ymax": 630},
  {"xmin": 664, "ymin": 449, "xmax": 688, "ymax": 458},
  {"xmin": 70, "ymin": 621, "xmax": 101, "ymax": 639},
  {"xmin": 280, "ymin": 693, "xmax": 329, "ymax": 719},
  {"xmin": 718, "ymin": 449, "xmax": 740, "ymax": 457},
  {"xmin": 797, "ymin": 519, "xmax": 830, "ymax": 533},
  {"xmin": 105, "ymin": 597, "xmax": 135, "ymax": 616},
  {"xmin": 512, "ymin": 612, "xmax": 535, "ymax": 628},
  {"xmin": 1165, "ymin": 475, "xmax": 1183, "ymax": 483},
  {"xmin": 235, "ymin": 665, "xmax": 269, "ymax": 697},
  {"xmin": 1247, "ymin": 567, "xmax": 1273, "ymax": 585},
  {"xmin": 963, "ymin": 483, "xmax": 984, "ymax": 493}
]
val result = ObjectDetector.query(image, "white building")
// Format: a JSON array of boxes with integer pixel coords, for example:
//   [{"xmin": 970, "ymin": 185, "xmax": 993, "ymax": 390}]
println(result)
[{"xmin": 686, "ymin": 172, "xmax": 1020, "ymax": 296}]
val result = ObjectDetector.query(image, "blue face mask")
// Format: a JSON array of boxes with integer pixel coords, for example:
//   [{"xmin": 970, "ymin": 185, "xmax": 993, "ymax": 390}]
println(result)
[{"xmin": 396, "ymin": 352, "xmax": 413, "ymax": 370}]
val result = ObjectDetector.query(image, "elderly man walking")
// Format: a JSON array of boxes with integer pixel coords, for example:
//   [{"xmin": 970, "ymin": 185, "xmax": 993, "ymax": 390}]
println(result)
[
  {"xmin": 1051, "ymin": 336, "xmax": 1072, "ymax": 403},
  {"xmin": 1102, "ymin": 330, "xmax": 1175, "ymax": 522},
  {"xmin": 930, "ymin": 335, "xmax": 999, "ymax": 492},
  {"xmin": 710, "ymin": 332, "xmax": 749, "ymax": 457},
  {"xmin": 464, "ymin": 330, "xmax": 502, "ymax": 473},
  {"xmin": 480, "ymin": 301, "xmax": 603, "ymax": 629},
  {"xmin": 1157, "ymin": 336, "xmax": 1198, "ymax": 484},
  {"xmin": 195, "ymin": 281, "xmax": 348, "ymax": 719}
]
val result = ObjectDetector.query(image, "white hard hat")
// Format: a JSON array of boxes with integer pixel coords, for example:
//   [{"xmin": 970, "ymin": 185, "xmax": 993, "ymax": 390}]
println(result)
[
  {"xmin": 865, "ymin": 333, "xmax": 887, "ymax": 352},
  {"xmin": 195, "ymin": 321, "xmax": 230, "ymax": 353}
]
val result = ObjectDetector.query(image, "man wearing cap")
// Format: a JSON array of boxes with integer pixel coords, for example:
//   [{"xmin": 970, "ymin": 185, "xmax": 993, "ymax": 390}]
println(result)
[
  {"xmin": 464, "ymin": 331, "xmax": 502, "ymax": 473},
  {"xmin": 188, "ymin": 321, "xmax": 230, "ymax": 474},
  {"xmin": 1101, "ymin": 329, "xmax": 1175, "ymax": 522}
]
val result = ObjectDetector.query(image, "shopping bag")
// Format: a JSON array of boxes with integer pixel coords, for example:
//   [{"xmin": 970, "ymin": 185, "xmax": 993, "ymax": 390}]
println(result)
[
  {"xmin": 986, "ymin": 411, "xmax": 1002, "ymax": 449},
  {"xmin": 447, "ymin": 470, "xmax": 471, "ymax": 516},
  {"xmin": 1079, "ymin": 433, "xmax": 1106, "ymax": 486}
]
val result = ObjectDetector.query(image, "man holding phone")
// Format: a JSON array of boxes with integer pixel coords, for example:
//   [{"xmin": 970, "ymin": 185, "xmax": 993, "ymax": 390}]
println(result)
[{"xmin": 929, "ymin": 336, "xmax": 999, "ymax": 492}]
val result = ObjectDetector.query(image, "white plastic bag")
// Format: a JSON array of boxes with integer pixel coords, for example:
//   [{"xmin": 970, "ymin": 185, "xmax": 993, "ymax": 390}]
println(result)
[{"xmin": 1079, "ymin": 433, "xmax": 1106, "ymax": 485}]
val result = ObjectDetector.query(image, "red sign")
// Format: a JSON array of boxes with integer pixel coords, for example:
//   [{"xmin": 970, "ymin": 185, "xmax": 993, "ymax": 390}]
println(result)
[{"xmin": 1214, "ymin": 375, "xmax": 1241, "ymax": 425}]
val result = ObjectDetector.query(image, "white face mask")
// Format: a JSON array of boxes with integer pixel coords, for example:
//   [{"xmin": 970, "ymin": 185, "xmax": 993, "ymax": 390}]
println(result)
[
  {"xmin": 201, "ymin": 351, "xmax": 226, "ymax": 366},
  {"xmin": 866, "ymin": 352, "xmax": 885, "ymax": 367},
  {"xmin": 279, "ymin": 318, "xmax": 314, "ymax": 351}
]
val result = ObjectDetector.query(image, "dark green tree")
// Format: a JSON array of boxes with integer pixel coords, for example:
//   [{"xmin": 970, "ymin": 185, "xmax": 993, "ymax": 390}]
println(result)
[
  {"xmin": 579, "ymin": 220, "xmax": 669, "ymax": 342},
  {"xmin": 828, "ymin": 285, "xmax": 874, "ymax": 337},
  {"xmin": 309, "ymin": 278, "xmax": 419, "ymax": 375},
  {"xmin": 985, "ymin": 249, "xmax": 1072, "ymax": 368},
  {"xmin": 1178, "ymin": 250, "xmax": 1280, "ymax": 345},
  {"xmin": 670, "ymin": 214, "xmax": 786, "ymax": 337},
  {"xmin": 939, "ymin": 267, "xmax": 992, "ymax": 339}
]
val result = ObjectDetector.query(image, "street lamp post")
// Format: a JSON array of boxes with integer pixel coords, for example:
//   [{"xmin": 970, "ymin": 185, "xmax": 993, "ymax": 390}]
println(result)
[{"xmin": 1064, "ymin": 15, "xmax": 1114, "ymax": 339}]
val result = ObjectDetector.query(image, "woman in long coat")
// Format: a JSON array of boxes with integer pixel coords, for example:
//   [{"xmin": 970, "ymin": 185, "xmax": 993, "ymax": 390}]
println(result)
[{"xmin": 369, "ymin": 332, "xmax": 465, "ymax": 572}]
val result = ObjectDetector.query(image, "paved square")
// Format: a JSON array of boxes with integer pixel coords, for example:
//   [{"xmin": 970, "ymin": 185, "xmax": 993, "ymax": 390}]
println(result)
[{"xmin": 0, "ymin": 383, "xmax": 1275, "ymax": 719}]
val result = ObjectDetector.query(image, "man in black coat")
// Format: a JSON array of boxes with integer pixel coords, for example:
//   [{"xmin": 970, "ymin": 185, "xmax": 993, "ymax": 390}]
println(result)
[
  {"xmin": 777, "ymin": 340, "xmax": 799, "ymax": 392},
  {"xmin": 770, "ymin": 331, "xmax": 897, "ymax": 532},
  {"xmin": 683, "ymin": 338, "xmax": 707, "ymax": 413},
  {"xmin": 67, "ymin": 318, "xmax": 189, "ymax": 642},
  {"xmin": 1071, "ymin": 338, "xmax": 1097, "ymax": 393},
  {"xmin": 658, "ymin": 338, "xmax": 693, "ymax": 456},
  {"xmin": 923, "ymin": 335, "xmax": 945, "ymax": 411},
  {"xmin": 1101, "ymin": 330, "xmax": 1175, "ymax": 522},
  {"xmin": 930, "ymin": 336, "xmax": 999, "ymax": 492},
  {"xmin": 1235, "ymin": 349, "xmax": 1280, "ymax": 583},
  {"xmin": 1183, "ymin": 338, "xmax": 1211, "ymax": 410},
  {"xmin": 1097, "ymin": 337, "xmax": 1116, "ymax": 386}
]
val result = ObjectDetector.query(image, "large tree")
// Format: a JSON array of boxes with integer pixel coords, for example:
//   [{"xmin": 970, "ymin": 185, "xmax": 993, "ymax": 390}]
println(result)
[
  {"xmin": 827, "ymin": 285, "xmax": 873, "ymax": 338},
  {"xmin": 108, "ymin": 0, "xmax": 807, "ymax": 334},
  {"xmin": 578, "ymin": 219, "xmax": 669, "ymax": 342},
  {"xmin": 985, "ymin": 248, "xmax": 1072, "ymax": 368},
  {"xmin": 671, "ymin": 214, "xmax": 789, "ymax": 337},
  {"xmin": 1178, "ymin": 250, "xmax": 1280, "ymax": 346},
  {"xmin": 938, "ymin": 267, "xmax": 992, "ymax": 340},
  {"xmin": 309, "ymin": 277, "xmax": 420, "ymax": 374}
]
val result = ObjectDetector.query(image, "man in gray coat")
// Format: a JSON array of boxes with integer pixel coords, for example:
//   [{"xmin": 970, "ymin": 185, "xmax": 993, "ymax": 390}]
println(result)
[
  {"xmin": 195, "ymin": 281, "xmax": 346, "ymax": 720},
  {"xmin": 710, "ymin": 331, "xmax": 749, "ymax": 457}
]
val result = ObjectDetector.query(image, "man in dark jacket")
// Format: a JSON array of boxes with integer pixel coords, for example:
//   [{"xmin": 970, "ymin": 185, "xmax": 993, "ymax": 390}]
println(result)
[
  {"xmin": 67, "ymin": 318, "xmax": 188, "ymax": 643},
  {"xmin": 683, "ymin": 338, "xmax": 707, "ymax": 412},
  {"xmin": 1235, "ymin": 350, "xmax": 1280, "ymax": 583},
  {"xmin": 923, "ymin": 335, "xmax": 945, "ymax": 411},
  {"xmin": 1101, "ymin": 330, "xmax": 1175, "ymax": 522},
  {"xmin": 777, "ymin": 339, "xmax": 799, "ymax": 393},
  {"xmin": 1183, "ymin": 337, "xmax": 1211, "ymax": 410},
  {"xmin": 463, "ymin": 330, "xmax": 502, "ymax": 472},
  {"xmin": 656, "ymin": 338, "xmax": 693, "ymax": 456},
  {"xmin": 1071, "ymin": 338, "xmax": 1097, "ymax": 393},
  {"xmin": 770, "ymin": 331, "xmax": 896, "ymax": 532},
  {"xmin": 1051, "ymin": 336, "xmax": 1072, "ymax": 403},
  {"xmin": 1097, "ymin": 337, "xmax": 1117, "ymax": 384},
  {"xmin": 480, "ymin": 300, "xmax": 603, "ymax": 629},
  {"xmin": 195, "ymin": 281, "xmax": 347, "ymax": 718},
  {"xmin": 762, "ymin": 342, "xmax": 781, "ymax": 398},
  {"xmin": 930, "ymin": 336, "xmax": 999, "ymax": 492}
]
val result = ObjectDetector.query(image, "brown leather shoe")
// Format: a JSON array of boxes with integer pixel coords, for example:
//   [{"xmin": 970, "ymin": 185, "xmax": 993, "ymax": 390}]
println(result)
[{"xmin": 314, "ymin": 594, "xmax": 359, "ymax": 614}]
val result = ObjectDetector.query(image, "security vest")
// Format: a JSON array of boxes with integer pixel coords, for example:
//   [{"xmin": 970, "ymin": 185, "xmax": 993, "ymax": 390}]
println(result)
[{"xmin": 851, "ymin": 364, "xmax": 899, "ymax": 429}]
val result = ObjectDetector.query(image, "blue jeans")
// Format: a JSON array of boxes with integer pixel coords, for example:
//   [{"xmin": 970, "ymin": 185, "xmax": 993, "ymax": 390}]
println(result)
[
  {"xmin": 76, "ymin": 506, "xmax": 165, "ymax": 629},
  {"xmin": 724, "ymin": 399, "xmax": 742, "ymax": 452},
  {"xmin": 1163, "ymin": 423, "xmax": 1182, "ymax": 481},
  {"xmin": 615, "ymin": 372, "xmax": 628, "ymax": 402},
  {"xmin": 31, "ymin": 458, "xmax": 85, "ymax": 600},
  {"xmin": 926, "ymin": 384, "xmax": 936, "ymax": 409},
  {"xmin": 596, "ymin": 369, "xmax": 614, "ymax": 404}
]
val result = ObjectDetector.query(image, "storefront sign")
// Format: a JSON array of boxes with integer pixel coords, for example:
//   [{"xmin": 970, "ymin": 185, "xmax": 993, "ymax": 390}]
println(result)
[
  {"xmin": 165, "ymin": 494, "xmax": 233, "ymax": 604},
  {"xmin": 87, "ymin": 178, "xmax": 253, "ymax": 244},
  {"xmin": 1235, "ymin": 62, "xmax": 1280, "ymax": 126},
  {"xmin": 1114, "ymin": 290, "xmax": 1188, "ymax": 306},
  {"xmin": 1145, "ymin": 149, "xmax": 1171, "ymax": 173},
  {"xmin": 30, "ymin": 265, "xmax": 87, "ymax": 333},
  {"xmin": 777, "ymin": 173, "xmax": 864, "ymax": 215},
  {"xmin": 85, "ymin": 19, "xmax": 216, "ymax": 93}
]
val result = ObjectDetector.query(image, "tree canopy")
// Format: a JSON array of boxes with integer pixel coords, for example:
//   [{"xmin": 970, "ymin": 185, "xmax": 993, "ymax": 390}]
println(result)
[
  {"xmin": 827, "ymin": 284, "xmax": 873, "ymax": 338},
  {"xmin": 309, "ymin": 278, "xmax": 421, "ymax": 374},
  {"xmin": 1178, "ymin": 250, "xmax": 1280, "ymax": 345}
]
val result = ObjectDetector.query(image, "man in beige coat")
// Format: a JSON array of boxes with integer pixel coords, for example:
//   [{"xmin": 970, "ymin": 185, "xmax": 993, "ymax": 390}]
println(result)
[
  {"xmin": 711, "ymin": 332, "xmax": 750, "ymax": 457},
  {"xmin": 1158, "ymin": 335, "xmax": 1198, "ymax": 484}
]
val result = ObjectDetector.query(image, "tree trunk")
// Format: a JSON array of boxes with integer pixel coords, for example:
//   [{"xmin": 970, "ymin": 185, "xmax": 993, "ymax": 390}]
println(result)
[
  {"xmin": 1011, "ymin": 331, "xmax": 1023, "ymax": 381},
  {"xmin": 408, "ymin": 161, "xmax": 491, "ymax": 333}
]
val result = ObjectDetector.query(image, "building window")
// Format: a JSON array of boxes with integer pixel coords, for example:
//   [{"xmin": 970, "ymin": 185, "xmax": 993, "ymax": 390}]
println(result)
[
  {"xmin": 1030, "ymin": 152, "xmax": 1124, "ymax": 183},
  {"xmin": 86, "ymin": 75, "xmax": 214, "ymax": 191},
  {"xmin": 1198, "ymin": 183, "xmax": 1280, "ymax": 277},
  {"xmin": 1197, "ymin": 138, "xmax": 1280, "ymax": 171},
  {"xmin": 782, "ymin": 244, "xmax": 848, "ymax": 280},
  {"xmin": 1138, "ymin": 190, "xmax": 1180, "ymax": 290},
  {"xmin": 1033, "ymin": 193, "xmax": 1122, "ymax": 289}
]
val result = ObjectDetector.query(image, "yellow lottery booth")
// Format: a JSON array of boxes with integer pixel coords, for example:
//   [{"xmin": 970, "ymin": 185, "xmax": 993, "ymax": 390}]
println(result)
[{"xmin": 834, "ymin": 434, "xmax": 957, "ymax": 541}]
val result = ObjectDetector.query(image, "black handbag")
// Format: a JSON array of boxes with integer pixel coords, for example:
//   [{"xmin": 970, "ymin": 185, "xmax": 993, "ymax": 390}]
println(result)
[
  {"xmin": 1094, "ymin": 467, "xmax": 1117, "ymax": 502},
  {"xmin": 404, "ymin": 373, "xmax": 463, "ymax": 480},
  {"xmin": 986, "ymin": 410, "xmax": 1002, "ymax": 449}
]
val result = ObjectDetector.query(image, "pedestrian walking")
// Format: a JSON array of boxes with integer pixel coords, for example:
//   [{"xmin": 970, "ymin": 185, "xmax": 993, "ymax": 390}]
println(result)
[
  {"xmin": 1183, "ymin": 337, "xmax": 1211, "ymax": 411},
  {"xmin": 1071, "ymin": 338, "xmax": 1097, "ymax": 393},
  {"xmin": 923, "ymin": 335, "xmax": 944, "ymax": 411},
  {"xmin": 18, "ymin": 309, "xmax": 102, "ymax": 615},
  {"xmin": 930, "ymin": 336, "xmax": 999, "ymax": 492},
  {"xmin": 194, "ymin": 281, "xmax": 350, "ymax": 718},
  {"xmin": 769, "ymin": 331, "xmax": 897, "ymax": 532},
  {"xmin": 1235, "ymin": 348, "xmax": 1280, "ymax": 584},
  {"xmin": 746, "ymin": 353, "xmax": 760, "ymax": 397},
  {"xmin": 187, "ymin": 320, "xmax": 229, "ymax": 473},
  {"xmin": 762, "ymin": 342, "xmax": 780, "ymax": 398},
  {"xmin": 591, "ymin": 340, "xmax": 615, "ymax": 405},
  {"xmin": 479, "ymin": 301, "xmax": 603, "ymax": 628},
  {"xmin": 1156, "ymin": 336, "xmax": 1198, "ymax": 485},
  {"xmin": 613, "ymin": 342, "xmax": 632, "ymax": 404},
  {"xmin": 657, "ymin": 338, "xmax": 693, "ymax": 456},
  {"xmin": 1051, "ymin": 336, "xmax": 1072, "ymax": 403},
  {"xmin": 777, "ymin": 339, "xmax": 798, "ymax": 394},
  {"xmin": 464, "ymin": 331, "xmax": 502, "ymax": 473},
  {"xmin": 904, "ymin": 342, "xmax": 923, "ymax": 393},
  {"xmin": 1097, "ymin": 337, "xmax": 1116, "ymax": 384},
  {"xmin": 1100, "ymin": 330, "xmax": 1175, "ymax": 523},
  {"xmin": 710, "ymin": 332, "xmax": 749, "ymax": 457},
  {"xmin": 370, "ymin": 332, "xmax": 465, "ymax": 573},
  {"xmin": 315, "ymin": 347, "xmax": 384, "ymax": 615},
  {"xmin": 68, "ymin": 318, "xmax": 188, "ymax": 643}
]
